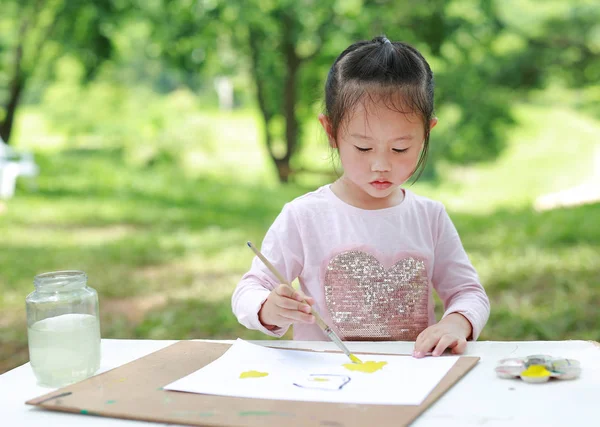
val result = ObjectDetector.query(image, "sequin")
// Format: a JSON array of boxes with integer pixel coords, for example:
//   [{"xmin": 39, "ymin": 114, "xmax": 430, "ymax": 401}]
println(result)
[{"xmin": 324, "ymin": 251, "xmax": 429, "ymax": 341}]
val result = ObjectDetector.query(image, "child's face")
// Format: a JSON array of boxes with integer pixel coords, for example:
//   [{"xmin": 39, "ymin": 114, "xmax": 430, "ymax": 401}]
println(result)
[{"xmin": 320, "ymin": 99, "xmax": 437, "ymax": 208}]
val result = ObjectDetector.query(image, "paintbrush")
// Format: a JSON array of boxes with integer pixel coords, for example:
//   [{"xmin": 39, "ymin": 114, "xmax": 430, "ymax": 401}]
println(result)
[{"xmin": 246, "ymin": 241, "xmax": 362, "ymax": 364}]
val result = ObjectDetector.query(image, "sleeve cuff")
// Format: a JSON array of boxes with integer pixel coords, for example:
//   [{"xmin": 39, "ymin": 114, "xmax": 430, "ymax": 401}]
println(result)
[{"xmin": 237, "ymin": 289, "xmax": 289, "ymax": 338}]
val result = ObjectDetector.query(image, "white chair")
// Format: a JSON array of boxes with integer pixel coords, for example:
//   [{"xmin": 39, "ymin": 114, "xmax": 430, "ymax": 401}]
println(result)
[{"xmin": 0, "ymin": 137, "xmax": 39, "ymax": 199}]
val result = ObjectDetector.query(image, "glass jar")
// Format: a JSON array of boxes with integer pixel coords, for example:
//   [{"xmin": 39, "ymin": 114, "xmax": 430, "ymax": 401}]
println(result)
[{"xmin": 25, "ymin": 270, "xmax": 101, "ymax": 387}]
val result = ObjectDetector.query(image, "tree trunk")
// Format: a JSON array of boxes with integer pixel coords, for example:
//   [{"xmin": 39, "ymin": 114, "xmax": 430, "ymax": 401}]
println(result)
[
  {"xmin": 247, "ymin": 14, "xmax": 301, "ymax": 184},
  {"xmin": 274, "ymin": 158, "xmax": 290, "ymax": 183},
  {"xmin": 248, "ymin": 27, "xmax": 290, "ymax": 183},
  {"xmin": 1, "ymin": 24, "xmax": 26, "ymax": 145},
  {"xmin": 248, "ymin": 30, "xmax": 278, "ymax": 181},
  {"xmin": 279, "ymin": 12, "xmax": 301, "ymax": 184},
  {"xmin": 0, "ymin": 73, "xmax": 25, "ymax": 144}
]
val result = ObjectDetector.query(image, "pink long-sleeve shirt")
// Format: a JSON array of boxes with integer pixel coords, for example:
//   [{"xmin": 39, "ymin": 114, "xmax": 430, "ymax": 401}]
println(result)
[{"xmin": 232, "ymin": 185, "xmax": 490, "ymax": 341}]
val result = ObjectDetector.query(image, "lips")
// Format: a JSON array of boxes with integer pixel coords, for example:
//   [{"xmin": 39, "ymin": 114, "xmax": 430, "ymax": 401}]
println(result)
[{"xmin": 370, "ymin": 180, "xmax": 392, "ymax": 190}]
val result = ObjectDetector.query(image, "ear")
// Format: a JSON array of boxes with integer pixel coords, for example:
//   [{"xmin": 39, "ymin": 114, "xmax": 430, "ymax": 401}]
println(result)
[
  {"xmin": 318, "ymin": 114, "xmax": 337, "ymax": 148},
  {"xmin": 429, "ymin": 117, "xmax": 438, "ymax": 130}
]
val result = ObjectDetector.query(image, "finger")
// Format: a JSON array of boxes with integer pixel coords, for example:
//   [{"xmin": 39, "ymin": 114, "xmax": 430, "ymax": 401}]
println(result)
[
  {"xmin": 304, "ymin": 296, "xmax": 315, "ymax": 306},
  {"xmin": 278, "ymin": 309, "xmax": 315, "ymax": 324},
  {"xmin": 413, "ymin": 332, "xmax": 427, "ymax": 357},
  {"xmin": 276, "ymin": 284, "xmax": 310, "ymax": 304},
  {"xmin": 274, "ymin": 296, "xmax": 312, "ymax": 313},
  {"xmin": 449, "ymin": 338, "xmax": 467, "ymax": 355},
  {"xmin": 432, "ymin": 335, "xmax": 457, "ymax": 357},
  {"xmin": 414, "ymin": 330, "xmax": 441, "ymax": 357},
  {"xmin": 415, "ymin": 329, "xmax": 427, "ymax": 347},
  {"xmin": 274, "ymin": 284, "xmax": 296, "ymax": 298},
  {"xmin": 291, "ymin": 290, "xmax": 311, "ymax": 304}
]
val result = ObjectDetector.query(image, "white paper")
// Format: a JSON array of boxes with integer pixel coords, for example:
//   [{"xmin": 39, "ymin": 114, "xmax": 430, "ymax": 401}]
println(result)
[{"xmin": 164, "ymin": 339, "xmax": 459, "ymax": 406}]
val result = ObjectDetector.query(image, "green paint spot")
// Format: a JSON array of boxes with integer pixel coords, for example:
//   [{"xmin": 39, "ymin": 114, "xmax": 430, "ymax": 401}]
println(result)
[
  {"xmin": 106, "ymin": 400, "xmax": 117, "ymax": 404},
  {"xmin": 157, "ymin": 387, "xmax": 163, "ymax": 390},
  {"xmin": 81, "ymin": 410, "xmax": 89, "ymax": 414}
]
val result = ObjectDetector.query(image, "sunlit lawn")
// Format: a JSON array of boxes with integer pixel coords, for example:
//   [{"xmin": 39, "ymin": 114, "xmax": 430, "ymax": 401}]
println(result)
[{"xmin": 1, "ymin": 103, "xmax": 599, "ymax": 373}]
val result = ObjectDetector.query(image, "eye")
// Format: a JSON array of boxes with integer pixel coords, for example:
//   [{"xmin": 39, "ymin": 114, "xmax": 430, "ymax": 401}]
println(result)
[
  {"xmin": 392, "ymin": 148, "xmax": 409, "ymax": 153},
  {"xmin": 354, "ymin": 146, "xmax": 371, "ymax": 152}
]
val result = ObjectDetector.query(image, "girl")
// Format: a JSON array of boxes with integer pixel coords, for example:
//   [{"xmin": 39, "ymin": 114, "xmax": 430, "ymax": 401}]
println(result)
[{"xmin": 232, "ymin": 36, "xmax": 490, "ymax": 358}]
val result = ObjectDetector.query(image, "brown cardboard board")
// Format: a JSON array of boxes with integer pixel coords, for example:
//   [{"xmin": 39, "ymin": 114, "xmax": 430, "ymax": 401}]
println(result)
[{"xmin": 26, "ymin": 341, "xmax": 479, "ymax": 427}]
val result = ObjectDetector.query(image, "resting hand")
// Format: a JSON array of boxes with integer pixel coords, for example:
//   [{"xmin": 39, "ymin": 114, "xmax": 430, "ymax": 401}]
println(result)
[
  {"xmin": 413, "ymin": 313, "xmax": 472, "ymax": 358},
  {"xmin": 258, "ymin": 284, "xmax": 315, "ymax": 329}
]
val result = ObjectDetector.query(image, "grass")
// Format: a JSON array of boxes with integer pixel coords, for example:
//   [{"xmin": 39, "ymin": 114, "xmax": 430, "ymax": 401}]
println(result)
[{"xmin": 0, "ymin": 102, "xmax": 599, "ymax": 374}]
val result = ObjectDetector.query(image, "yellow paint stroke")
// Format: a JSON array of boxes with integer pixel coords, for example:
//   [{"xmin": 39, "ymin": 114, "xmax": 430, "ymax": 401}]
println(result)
[
  {"xmin": 343, "ymin": 361, "xmax": 387, "ymax": 373},
  {"xmin": 349, "ymin": 354, "xmax": 363, "ymax": 364},
  {"xmin": 310, "ymin": 377, "xmax": 330, "ymax": 382},
  {"xmin": 239, "ymin": 370, "xmax": 269, "ymax": 379},
  {"xmin": 521, "ymin": 365, "xmax": 551, "ymax": 378}
]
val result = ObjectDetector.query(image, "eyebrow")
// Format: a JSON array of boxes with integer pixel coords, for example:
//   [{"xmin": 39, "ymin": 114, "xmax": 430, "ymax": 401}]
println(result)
[{"xmin": 350, "ymin": 134, "xmax": 414, "ymax": 142}]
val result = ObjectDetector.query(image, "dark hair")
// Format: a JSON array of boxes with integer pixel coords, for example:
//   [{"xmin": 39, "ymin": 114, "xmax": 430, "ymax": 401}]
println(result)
[{"xmin": 324, "ymin": 36, "xmax": 435, "ymax": 181}]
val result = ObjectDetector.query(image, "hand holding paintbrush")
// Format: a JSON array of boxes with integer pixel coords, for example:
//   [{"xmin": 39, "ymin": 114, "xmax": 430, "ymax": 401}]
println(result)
[
  {"xmin": 247, "ymin": 241, "xmax": 362, "ymax": 364},
  {"xmin": 258, "ymin": 283, "xmax": 316, "ymax": 330},
  {"xmin": 246, "ymin": 242, "xmax": 317, "ymax": 329}
]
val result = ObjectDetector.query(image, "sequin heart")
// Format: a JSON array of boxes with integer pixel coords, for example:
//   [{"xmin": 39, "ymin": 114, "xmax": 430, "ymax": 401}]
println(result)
[{"xmin": 324, "ymin": 251, "xmax": 429, "ymax": 341}]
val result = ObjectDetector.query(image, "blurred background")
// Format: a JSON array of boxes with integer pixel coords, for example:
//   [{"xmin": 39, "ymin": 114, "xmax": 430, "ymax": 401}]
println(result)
[{"xmin": 1, "ymin": 0, "xmax": 599, "ymax": 374}]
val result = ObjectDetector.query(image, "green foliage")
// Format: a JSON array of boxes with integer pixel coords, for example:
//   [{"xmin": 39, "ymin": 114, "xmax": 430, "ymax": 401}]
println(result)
[
  {"xmin": 129, "ymin": 0, "xmax": 600, "ymax": 181},
  {"xmin": 2, "ymin": 0, "xmax": 600, "ymax": 177},
  {"xmin": 1, "ymin": 0, "xmax": 599, "ymax": 374},
  {"xmin": 0, "ymin": 0, "xmax": 113, "ymax": 81},
  {"xmin": 1, "ymin": 103, "xmax": 599, "ymax": 374},
  {"xmin": 133, "ymin": 299, "xmax": 283, "ymax": 341},
  {"xmin": 0, "ymin": 0, "xmax": 129, "ymax": 142}
]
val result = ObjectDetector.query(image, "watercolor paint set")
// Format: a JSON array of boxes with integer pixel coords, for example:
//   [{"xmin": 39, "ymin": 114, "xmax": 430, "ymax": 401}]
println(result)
[{"xmin": 495, "ymin": 354, "xmax": 581, "ymax": 383}]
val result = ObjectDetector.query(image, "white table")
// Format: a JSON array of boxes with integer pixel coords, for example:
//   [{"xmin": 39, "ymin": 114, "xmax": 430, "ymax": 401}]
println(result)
[{"xmin": 2, "ymin": 339, "xmax": 599, "ymax": 426}]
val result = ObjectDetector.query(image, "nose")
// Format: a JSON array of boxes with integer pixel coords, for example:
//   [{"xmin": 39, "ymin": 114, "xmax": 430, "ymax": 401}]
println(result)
[{"xmin": 371, "ymin": 153, "xmax": 391, "ymax": 172}]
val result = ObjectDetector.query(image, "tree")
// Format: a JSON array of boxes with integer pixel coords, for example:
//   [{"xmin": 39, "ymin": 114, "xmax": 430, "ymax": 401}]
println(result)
[
  {"xmin": 372, "ymin": 0, "xmax": 600, "ymax": 168},
  {"xmin": 0, "ymin": 0, "xmax": 125, "ymax": 144},
  {"xmin": 145, "ymin": 0, "xmax": 341, "ymax": 182},
  {"xmin": 147, "ymin": 0, "xmax": 600, "ymax": 182}
]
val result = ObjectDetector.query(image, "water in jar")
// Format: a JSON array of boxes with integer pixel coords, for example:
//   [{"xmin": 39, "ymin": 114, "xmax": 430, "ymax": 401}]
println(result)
[{"xmin": 27, "ymin": 313, "xmax": 101, "ymax": 387}]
